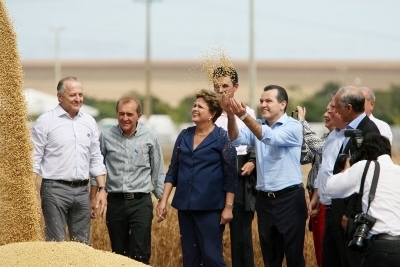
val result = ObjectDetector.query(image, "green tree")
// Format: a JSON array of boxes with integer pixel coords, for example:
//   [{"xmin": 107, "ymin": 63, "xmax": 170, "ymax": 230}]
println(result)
[{"xmin": 299, "ymin": 81, "xmax": 341, "ymax": 122}]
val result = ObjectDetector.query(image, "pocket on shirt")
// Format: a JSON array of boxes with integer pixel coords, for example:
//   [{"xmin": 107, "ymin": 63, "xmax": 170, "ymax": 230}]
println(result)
[{"xmin": 133, "ymin": 146, "xmax": 149, "ymax": 166}]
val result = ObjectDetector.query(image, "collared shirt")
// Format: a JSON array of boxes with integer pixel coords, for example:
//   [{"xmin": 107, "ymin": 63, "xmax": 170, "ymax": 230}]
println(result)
[
  {"xmin": 315, "ymin": 128, "xmax": 345, "ymax": 205},
  {"xmin": 326, "ymin": 155, "xmax": 400, "ymax": 237},
  {"xmin": 31, "ymin": 105, "xmax": 105, "ymax": 181},
  {"xmin": 215, "ymin": 106, "xmax": 256, "ymax": 155},
  {"xmin": 370, "ymin": 114, "xmax": 393, "ymax": 144},
  {"xmin": 232, "ymin": 113, "xmax": 303, "ymax": 192},
  {"xmin": 99, "ymin": 123, "xmax": 165, "ymax": 199},
  {"xmin": 342, "ymin": 113, "xmax": 366, "ymax": 151}
]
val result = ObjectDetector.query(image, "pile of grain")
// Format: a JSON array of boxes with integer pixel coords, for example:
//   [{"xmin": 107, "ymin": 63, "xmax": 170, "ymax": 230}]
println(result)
[
  {"xmin": 0, "ymin": 2, "xmax": 151, "ymax": 266},
  {"xmin": 0, "ymin": 0, "xmax": 42, "ymax": 245},
  {"xmin": 0, "ymin": 241, "xmax": 148, "ymax": 267}
]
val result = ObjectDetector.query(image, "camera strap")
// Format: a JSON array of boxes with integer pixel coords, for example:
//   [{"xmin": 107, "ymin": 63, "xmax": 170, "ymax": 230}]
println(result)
[
  {"xmin": 355, "ymin": 160, "xmax": 380, "ymax": 215},
  {"xmin": 366, "ymin": 161, "xmax": 380, "ymax": 214}
]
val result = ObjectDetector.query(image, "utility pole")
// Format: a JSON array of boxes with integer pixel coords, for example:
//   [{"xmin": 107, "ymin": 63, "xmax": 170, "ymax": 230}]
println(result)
[
  {"xmin": 249, "ymin": 0, "xmax": 256, "ymax": 110},
  {"xmin": 50, "ymin": 27, "xmax": 64, "ymax": 86},
  {"xmin": 134, "ymin": 0, "xmax": 160, "ymax": 118}
]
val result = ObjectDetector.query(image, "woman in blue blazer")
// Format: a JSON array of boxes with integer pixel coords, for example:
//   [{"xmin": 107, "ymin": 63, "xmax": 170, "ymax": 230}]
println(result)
[{"xmin": 157, "ymin": 89, "xmax": 238, "ymax": 267}]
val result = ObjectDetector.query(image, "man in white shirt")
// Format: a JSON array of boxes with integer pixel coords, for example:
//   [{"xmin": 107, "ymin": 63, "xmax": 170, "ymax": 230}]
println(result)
[
  {"xmin": 359, "ymin": 87, "xmax": 393, "ymax": 144},
  {"xmin": 308, "ymin": 96, "xmax": 348, "ymax": 267},
  {"xmin": 326, "ymin": 133, "xmax": 400, "ymax": 267},
  {"xmin": 31, "ymin": 76, "xmax": 107, "ymax": 244},
  {"xmin": 213, "ymin": 67, "xmax": 257, "ymax": 267}
]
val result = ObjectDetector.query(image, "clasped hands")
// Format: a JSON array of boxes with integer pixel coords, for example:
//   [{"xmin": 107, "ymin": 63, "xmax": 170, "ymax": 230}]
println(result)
[{"xmin": 221, "ymin": 94, "xmax": 247, "ymax": 118}]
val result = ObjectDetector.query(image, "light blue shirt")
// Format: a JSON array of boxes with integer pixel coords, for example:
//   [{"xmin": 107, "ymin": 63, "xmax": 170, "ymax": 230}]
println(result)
[
  {"xmin": 232, "ymin": 113, "xmax": 303, "ymax": 191},
  {"xmin": 315, "ymin": 128, "xmax": 346, "ymax": 205}
]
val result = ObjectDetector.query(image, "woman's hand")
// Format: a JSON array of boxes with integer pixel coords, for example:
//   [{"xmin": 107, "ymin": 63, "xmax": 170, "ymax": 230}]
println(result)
[
  {"xmin": 296, "ymin": 106, "xmax": 306, "ymax": 120},
  {"xmin": 220, "ymin": 205, "xmax": 233, "ymax": 225},
  {"xmin": 156, "ymin": 200, "xmax": 167, "ymax": 223}
]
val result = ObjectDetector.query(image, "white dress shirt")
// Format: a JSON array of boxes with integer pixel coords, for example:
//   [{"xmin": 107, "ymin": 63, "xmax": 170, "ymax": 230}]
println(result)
[
  {"xmin": 370, "ymin": 114, "xmax": 393, "ymax": 145},
  {"xmin": 31, "ymin": 105, "xmax": 106, "ymax": 181},
  {"xmin": 314, "ymin": 128, "xmax": 345, "ymax": 205},
  {"xmin": 215, "ymin": 106, "xmax": 256, "ymax": 155},
  {"xmin": 326, "ymin": 155, "xmax": 400, "ymax": 236}
]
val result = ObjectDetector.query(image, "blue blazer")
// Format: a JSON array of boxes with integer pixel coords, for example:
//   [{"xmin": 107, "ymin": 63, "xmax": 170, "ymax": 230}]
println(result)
[{"xmin": 165, "ymin": 126, "xmax": 238, "ymax": 210}]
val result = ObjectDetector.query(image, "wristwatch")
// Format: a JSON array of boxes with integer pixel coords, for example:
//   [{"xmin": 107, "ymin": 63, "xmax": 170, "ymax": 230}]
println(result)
[
  {"xmin": 239, "ymin": 113, "xmax": 249, "ymax": 121},
  {"xmin": 97, "ymin": 186, "xmax": 108, "ymax": 193}
]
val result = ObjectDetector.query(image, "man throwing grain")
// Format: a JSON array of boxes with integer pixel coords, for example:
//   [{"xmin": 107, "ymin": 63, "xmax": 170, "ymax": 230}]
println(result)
[
  {"xmin": 221, "ymin": 85, "xmax": 307, "ymax": 267},
  {"xmin": 213, "ymin": 66, "xmax": 257, "ymax": 267},
  {"xmin": 31, "ymin": 76, "xmax": 107, "ymax": 244}
]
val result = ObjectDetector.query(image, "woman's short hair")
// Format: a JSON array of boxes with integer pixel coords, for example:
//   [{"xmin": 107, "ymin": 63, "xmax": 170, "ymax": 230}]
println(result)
[{"xmin": 195, "ymin": 89, "xmax": 222, "ymax": 123}]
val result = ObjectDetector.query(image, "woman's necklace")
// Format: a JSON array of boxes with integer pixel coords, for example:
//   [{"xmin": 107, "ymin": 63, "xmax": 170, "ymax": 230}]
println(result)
[
  {"xmin": 195, "ymin": 133, "xmax": 208, "ymax": 139},
  {"xmin": 195, "ymin": 126, "xmax": 214, "ymax": 139}
]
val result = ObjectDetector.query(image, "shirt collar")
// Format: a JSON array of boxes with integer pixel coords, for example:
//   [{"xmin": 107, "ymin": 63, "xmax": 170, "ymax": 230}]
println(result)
[
  {"xmin": 262, "ymin": 113, "xmax": 287, "ymax": 126},
  {"xmin": 347, "ymin": 113, "xmax": 366, "ymax": 129},
  {"xmin": 55, "ymin": 104, "xmax": 83, "ymax": 118},
  {"xmin": 117, "ymin": 121, "xmax": 140, "ymax": 137}
]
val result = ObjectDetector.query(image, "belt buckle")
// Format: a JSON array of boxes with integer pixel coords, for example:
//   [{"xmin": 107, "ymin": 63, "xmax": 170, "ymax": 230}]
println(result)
[
  {"xmin": 124, "ymin": 193, "xmax": 135, "ymax": 199},
  {"xmin": 267, "ymin": 192, "xmax": 275, "ymax": 198},
  {"xmin": 70, "ymin": 181, "xmax": 78, "ymax": 187}
]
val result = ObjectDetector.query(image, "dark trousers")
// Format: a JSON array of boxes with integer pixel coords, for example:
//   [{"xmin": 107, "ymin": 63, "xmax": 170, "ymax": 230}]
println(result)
[
  {"xmin": 322, "ymin": 208, "xmax": 348, "ymax": 267},
  {"xmin": 178, "ymin": 210, "xmax": 226, "ymax": 267},
  {"xmin": 256, "ymin": 186, "xmax": 307, "ymax": 267},
  {"xmin": 362, "ymin": 239, "xmax": 400, "ymax": 267},
  {"xmin": 106, "ymin": 194, "xmax": 153, "ymax": 264},
  {"xmin": 229, "ymin": 176, "xmax": 254, "ymax": 267}
]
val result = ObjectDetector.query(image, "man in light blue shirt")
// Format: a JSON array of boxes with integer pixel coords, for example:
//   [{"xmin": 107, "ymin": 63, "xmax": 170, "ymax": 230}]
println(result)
[{"xmin": 221, "ymin": 84, "xmax": 306, "ymax": 267}]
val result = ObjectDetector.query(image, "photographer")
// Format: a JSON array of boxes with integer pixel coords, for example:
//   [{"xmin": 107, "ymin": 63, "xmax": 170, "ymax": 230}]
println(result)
[{"xmin": 326, "ymin": 133, "xmax": 400, "ymax": 267}]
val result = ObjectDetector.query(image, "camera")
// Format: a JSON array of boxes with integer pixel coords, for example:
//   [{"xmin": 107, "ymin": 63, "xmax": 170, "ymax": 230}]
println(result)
[
  {"xmin": 291, "ymin": 110, "xmax": 298, "ymax": 119},
  {"xmin": 348, "ymin": 212, "xmax": 376, "ymax": 251},
  {"xmin": 333, "ymin": 129, "xmax": 364, "ymax": 174}
]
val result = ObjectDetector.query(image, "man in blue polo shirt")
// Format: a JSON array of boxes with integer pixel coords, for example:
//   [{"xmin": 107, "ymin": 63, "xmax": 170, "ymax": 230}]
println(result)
[{"xmin": 221, "ymin": 84, "xmax": 306, "ymax": 267}]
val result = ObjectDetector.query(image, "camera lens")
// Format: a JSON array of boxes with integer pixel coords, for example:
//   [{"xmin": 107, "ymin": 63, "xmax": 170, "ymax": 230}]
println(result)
[{"xmin": 348, "ymin": 224, "xmax": 370, "ymax": 251}]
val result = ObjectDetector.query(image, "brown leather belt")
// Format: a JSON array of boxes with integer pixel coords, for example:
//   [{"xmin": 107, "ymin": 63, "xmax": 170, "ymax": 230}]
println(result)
[{"xmin": 374, "ymin": 234, "xmax": 400, "ymax": 241}]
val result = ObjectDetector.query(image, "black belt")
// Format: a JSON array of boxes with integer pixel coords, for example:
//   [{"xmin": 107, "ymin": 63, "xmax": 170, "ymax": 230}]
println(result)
[
  {"xmin": 259, "ymin": 183, "xmax": 303, "ymax": 198},
  {"xmin": 374, "ymin": 234, "xmax": 400, "ymax": 241},
  {"xmin": 108, "ymin": 192, "xmax": 149, "ymax": 199},
  {"xmin": 324, "ymin": 205, "xmax": 332, "ymax": 210},
  {"xmin": 43, "ymin": 179, "xmax": 89, "ymax": 187}
]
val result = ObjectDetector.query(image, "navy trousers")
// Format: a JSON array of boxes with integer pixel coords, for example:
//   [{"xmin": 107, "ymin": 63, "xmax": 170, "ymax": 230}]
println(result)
[{"xmin": 178, "ymin": 210, "xmax": 226, "ymax": 267}]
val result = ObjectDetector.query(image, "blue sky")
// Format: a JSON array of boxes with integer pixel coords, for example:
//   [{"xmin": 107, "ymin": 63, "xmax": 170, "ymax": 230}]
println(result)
[{"xmin": 4, "ymin": 0, "xmax": 400, "ymax": 61}]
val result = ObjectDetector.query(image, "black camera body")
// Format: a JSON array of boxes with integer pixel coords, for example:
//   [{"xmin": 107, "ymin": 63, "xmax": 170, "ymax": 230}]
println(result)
[
  {"xmin": 348, "ymin": 212, "xmax": 376, "ymax": 251},
  {"xmin": 291, "ymin": 110, "xmax": 298, "ymax": 119},
  {"xmin": 334, "ymin": 129, "xmax": 364, "ymax": 174}
]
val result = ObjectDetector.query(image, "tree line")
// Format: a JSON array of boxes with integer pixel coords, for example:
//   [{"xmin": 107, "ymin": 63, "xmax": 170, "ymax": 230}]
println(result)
[{"xmin": 85, "ymin": 82, "xmax": 400, "ymax": 125}]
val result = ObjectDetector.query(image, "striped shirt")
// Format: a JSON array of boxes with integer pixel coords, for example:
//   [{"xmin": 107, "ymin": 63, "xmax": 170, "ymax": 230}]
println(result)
[
  {"xmin": 99, "ymin": 123, "xmax": 165, "ymax": 199},
  {"xmin": 31, "ymin": 104, "xmax": 106, "ymax": 181}
]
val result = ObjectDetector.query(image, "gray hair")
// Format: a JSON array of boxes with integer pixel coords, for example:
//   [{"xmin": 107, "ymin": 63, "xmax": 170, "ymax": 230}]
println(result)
[
  {"xmin": 359, "ymin": 87, "xmax": 376, "ymax": 102},
  {"xmin": 57, "ymin": 76, "xmax": 80, "ymax": 94},
  {"xmin": 337, "ymin": 86, "xmax": 365, "ymax": 113}
]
